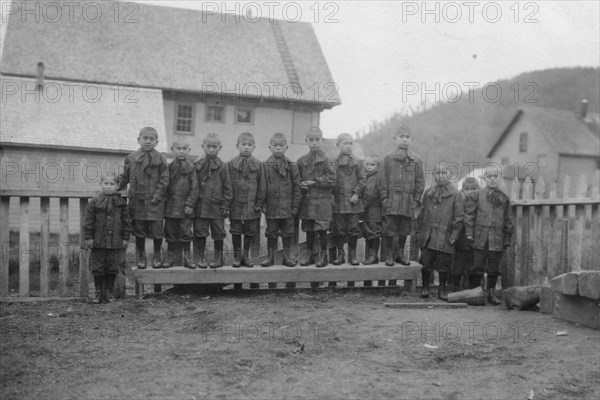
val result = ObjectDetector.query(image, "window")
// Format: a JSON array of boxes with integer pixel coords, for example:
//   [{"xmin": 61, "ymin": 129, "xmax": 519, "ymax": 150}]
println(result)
[
  {"xmin": 519, "ymin": 132, "xmax": 528, "ymax": 152},
  {"xmin": 205, "ymin": 105, "xmax": 225, "ymax": 122},
  {"xmin": 235, "ymin": 107, "xmax": 254, "ymax": 124},
  {"xmin": 537, "ymin": 154, "xmax": 547, "ymax": 168},
  {"xmin": 175, "ymin": 103, "xmax": 194, "ymax": 134}
]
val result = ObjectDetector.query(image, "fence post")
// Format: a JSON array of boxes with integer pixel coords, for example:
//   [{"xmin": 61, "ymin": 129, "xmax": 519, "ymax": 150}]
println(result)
[
  {"xmin": 560, "ymin": 219, "xmax": 569, "ymax": 275},
  {"xmin": 79, "ymin": 198, "xmax": 89, "ymax": 298},
  {"xmin": 59, "ymin": 198, "xmax": 69, "ymax": 297},
  {"xmin": 19, "ymin": 197, "xmax": 30, "ymax": 297},
  {"xmin": 0, "ymin": 197, "xmax": 10, "ymax": 297},
  {"xmin": 40, "ymin": 197, "xmax": 50, "ymax": 297}
]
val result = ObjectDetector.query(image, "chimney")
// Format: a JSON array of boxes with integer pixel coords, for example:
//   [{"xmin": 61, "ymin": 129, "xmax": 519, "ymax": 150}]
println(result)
[
  {"xmin": 36, "ymin": 62, "xmax": 44, "ymax": 90},
  {"xmin": 579, "ymin": 99, "xmax": 588, "ymax": 119}
]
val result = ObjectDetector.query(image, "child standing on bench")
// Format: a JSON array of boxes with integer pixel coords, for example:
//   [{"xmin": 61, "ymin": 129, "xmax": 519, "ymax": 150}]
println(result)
[{"xmin": 361, "ymin": 154, "xmax": 383, "ymax": 266}]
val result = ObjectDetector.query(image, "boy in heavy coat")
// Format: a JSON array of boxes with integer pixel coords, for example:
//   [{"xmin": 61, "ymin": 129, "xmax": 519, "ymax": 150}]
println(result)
[
  {"xmin": 297, "ymin": 127, "xmax": 337, "ymax": 268},
  {"xmin": 227, "ymin": 132, "xmax": 266, "ymax": 268},
  {"xmin": 163, "ymin": 138, "xmax": 199, "ymax": 269},
  {"xmin": 379, "ymin": 126, "xmax": 425, "ymax": 266},
  {"xmin": 417, "ymin": 164, "xmax": 464, "ymax": 300},
  {"xmin": 361, "ymin": 154, "xmax": 383, "ymax": 266},
  {"xmin": 193, "ymin": 133, "xmax": 232, "ymax": 269},
  {"xmin": 84, "ymin": 172, "xmax": 131, "ymax": 303},
  {"xmin": 261, "ymin": 133, "xmax": 301, "ymax": 267},
  {"xmin": 453, "ymin": 177, "xmax": 480, "ymax": 291},
  {"xmin": 118, "ymin": 127, "xmax": 169, "ymax": 269},
  {"xmin": 332, "ymin": 133, "xmax": 366, "ymax": 266},
  {"xmin": 465, "ymin": 168, "xmax": 514, "ymax": 305}
]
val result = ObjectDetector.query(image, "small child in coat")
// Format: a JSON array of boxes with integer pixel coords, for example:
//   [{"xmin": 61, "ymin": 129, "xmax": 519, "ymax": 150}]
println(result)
[
  {"xmin": 417, "ymin": 164, "xmax": 464, "ymax": 300},
  {"xmin": 465, "ymin": 168, "xmax": 514, "ymax": 305},
  {"xmin": 297, "ymin": 127, "xmax": 337, "ymax": 268},
  {"xmin": 118, "ymin": 127, "xmax": 169, "ymax": 269},
  {"xmin": 227, "ymin": 132, "xmax": 265, "ymax": 268},
  {"xmin": 193, "ymin": 133, "xmax": 232, "ymax": 269},
  {"xmin": 453, "ymin": 177, "xmax": 480, "ymax": 291},
  {"xmin": 261, "ymin": 133, "xmax": 301, "ymax": 267},
  {"xmin": 332, "ymin": 133, "xmax": 366, "ymax": 266},
  {"xmin": 379, "ymin": 125, "xmax": 425, "ymax": 266},
  {"xmin": 163, "ymin": 138, "xmax": 199, "ymax": 269},
  {"xmin": 361, "ymin": 154, "xmax": 383, "ymax": 266},
  {"xmin": 83, "ymin": 172, "xmax": 131, "ymax": 304}
]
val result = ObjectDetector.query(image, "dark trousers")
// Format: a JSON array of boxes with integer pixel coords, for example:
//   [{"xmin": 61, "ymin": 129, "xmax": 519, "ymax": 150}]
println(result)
[
  {"xmin": 90, "ymin": 248, "xmax": 123, "ymax": 276},
  {"xmin": 473, "ymin": 243, "xmax": 503, "ymax": 278},
  {"xmin": 421, "ymin": 247, "xmax": 452, "ymax": 274}
]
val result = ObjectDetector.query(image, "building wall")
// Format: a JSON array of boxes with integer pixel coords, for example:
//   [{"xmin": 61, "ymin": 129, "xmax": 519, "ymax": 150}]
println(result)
[{"xmin": 558, "ymin": 155, "xmax": 599, "ymax": 196}]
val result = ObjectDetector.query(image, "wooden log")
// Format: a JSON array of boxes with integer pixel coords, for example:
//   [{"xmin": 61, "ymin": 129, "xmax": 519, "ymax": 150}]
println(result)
[
  {"xmin": 539, "ymin": 286, "xmax": 554, "ymax": 314},
  {"xmin": 551, "ymin": 272, "xmax": 578, "ymax": 295},
  {"xmin": 552, "ymin": 292, "xmax": 600, "ymax": 329},
  {"xmin": 384, "ymin": 302, "xmax": 467, "ymax": 309},
  {"xmin": 40, "ymin": 197, "xmax": 50, "ymax": 297},
  {"xmin": 59, "ymin": 197, "xmax": 69, "ymax": 297},
  {"xmin": 0, "ymin": 197, "xmax": 10, "ymax": 297},
  {"xmin": 19, "ymin": 197, "xmax": 30, "ymax": 297},
  {"xmin": 503, "ymin": 285, "xmax": 541, "ymax": 310},
  {"xmin": 78, "ymin": 198, "xmax": 89, "ymax": 298},
  {"xmin": 575, "ymin": 270, "xmax": 600, "ymax": 300},
  {"xmin": 447, "ymin": 287, "xmax": 485, "ymax": 306}
]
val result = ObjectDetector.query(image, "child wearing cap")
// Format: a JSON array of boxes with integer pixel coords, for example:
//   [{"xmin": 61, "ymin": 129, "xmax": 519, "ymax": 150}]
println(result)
[
  {"xmin": 118, "ymin": 127, "xmax": 169, "ymax": 269},
  {"xmin": 453, "ymin": 177, "xmax": 480, "ymax": 291},
  {"xmin": 331, "ymin": 133, "xmax": 366, "ymax": 266},
  {"xmin": 297, "ymin": 127, "xmax": 337, "ymax": 268},
  {"xmin": 193, "ymin": 133, "xmax": 232, "ymax": 269},
  {"xmin": 361, "ymin": 154, "xmax": 383, "ymax": 266},
  {"xmin": 227, "ymin": 132, "xmax": 265, "ymax": 268},
  {"xmin": 162, "ymin": 138, "xmax": 199, "ymax": 269},
  {"xmin": 261, "ymin": 133, "xmax": 301, "ymax": 267},
  {"xmin": 464, "ymin": 167, "xmax": 514, "ymax": 305},
  {"xmin": 416, "ymin": 164, "xmax": 464, "ymax": 300},
  {"xmin": 379, "ymin": 125, "xmax": 425, "ymax": 266}
]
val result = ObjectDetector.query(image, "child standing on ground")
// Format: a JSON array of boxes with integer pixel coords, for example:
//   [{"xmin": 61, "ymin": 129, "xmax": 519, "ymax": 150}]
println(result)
[
  {"xmin": 261, "ymin": 133, "xmax": 301, "ymax": 267},
  {"xmin": 453, "ymin": 177, "xmax": 480, "ymax": 290},
  {"xmin": 361, "ymin": 154, "xmax": 383, "ymax": 265},
  {"xmin": 379, "ymin": 126, "xmax": 425, "ymax": 266},
  {"xmin": 118, "ymin": 127, "xmax": 169, "ymax": 269},
  {"xmin": 464, "ymin": 168, "xmax": 514, "ymax": 305},
  {"xmin": 331, "ymin": 133, "xmax": 366, "ymax": 266},
  {"xmin": 83, "ymin": 172, "xmax": 131, "ymax": 304},
  {"xmin": 193, "ymin": 133, "xmax": 232, "ymax": 269},
  {"xmin": 297, "ymin": 127, "xmax": 337, "ymax": 268},
  {"xmin": 227, "ymin": 132, "xmax": 265, "ymax": 268},
  {"xmin": 163, "ymin": 138, "xmax": 199, "ymax": 269}
]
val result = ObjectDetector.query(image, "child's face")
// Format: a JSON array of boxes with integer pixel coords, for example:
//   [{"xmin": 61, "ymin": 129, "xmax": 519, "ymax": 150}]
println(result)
[
  {"xmin": 237, "ymin": 139, "xmax": 255, "ymax": 157},
  {"xmin": 305, "ymin": 135, "xmax": 323, "ymax": 152},
  {"xmin": 138, "ymin": 133, "xmax": 158, "ymax": 152},
  {"xmin": 269, "ymin": 140, "xmax": 288, "ymax": 157},
  {"xmin": 484, "ymin": 170, "xmax": 500, "ymax": 188},
  {"xmin": 337, "ymin": 138, "xmax": 354, "ymax": 156},
  {"xmin": 365, "ymin": 159, "xmax": 378, "ymax": 173},
  {"xmin": 172, "ymin": 144, "xmax": 190, "ymax": 160},
  {"xmin": 394, "ymin": 133, "xmax": 412, "ymax": 149},
  {"xmin": 462, "ymin": 185, "xmax": 478, "ymax": 197},
  {"xmin": 100, "ymin": 177, "xmax": 117, "ymax": 195},
  {"xmin": 202, "ymin": 139, "xmax": 221, "ymax": 157},
  {"xmin": 434, "ymin": 170, "xmax": 449, "ymax": 185}
]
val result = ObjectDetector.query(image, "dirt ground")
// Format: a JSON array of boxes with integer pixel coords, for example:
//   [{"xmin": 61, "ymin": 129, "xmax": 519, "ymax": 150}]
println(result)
[{"xmin": 1, "ymin": 286, "xmax": 599, "ymax": 400}]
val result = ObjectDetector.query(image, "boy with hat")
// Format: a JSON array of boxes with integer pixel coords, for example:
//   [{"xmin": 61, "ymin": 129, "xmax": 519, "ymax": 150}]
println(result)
[
  {"xmin": 261, "ymin": 133, "xmax": 301, "ymax": 267},
  {"xmin": 193, "ymin": 133, "xmax": 232, "ymax": 268},
  {"xmin": 118, "ymin": 127, "xmax": 169, "ymax": 269},
  {"xmin": 227, "ymin": 132, "xmax": 266, "ymax": 268},
  {"xmin": 453, "ymin": 177, "xmax": 480, "ymax": 290},
  {"xmin": 297, "ymin": 127, "xmax": 337, "ymax": 268},
  {"xmin": 379, "ymin": 125, "xmax": 425, "ymax": 266}
]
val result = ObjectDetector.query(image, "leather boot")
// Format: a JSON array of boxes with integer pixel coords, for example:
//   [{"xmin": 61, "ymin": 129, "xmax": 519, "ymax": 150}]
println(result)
[
  {"xmin": 152, "ymin": 251, "xmax": 162, "ymax": 269},
  {"xmin": 362, "ymin": 239, "xmax": 371, "ymax": 264},
  {"xmin": 316, "ymin": 250, "xmax": 328, "ymax": 268},
  {"xmin": 162, "ymin": 243, "xmax": 176, "ymax": 268},
  {"xmin": 384, "ymin": 236, "xmax": 395, "ymax": 266},
  {"xmin": 92, "ymin": 275, "xmax": 103, "ymax": 304},
  {"xmin": 487, "ymin": 275, "xmax": 501, "ymax": 305},
  {"xmin": 209, "ymin": 240, "xmax": 224, "ymax": 269},
  {"xmin": 348, "ymin": 236, "xmax": 359, "ymax": 265},
  {"xmin": 183, "ymin": 242, "xmax": 196, "ymax": 269},
  {"xmin": 364, "ymin": 238, "xmax": 380, "ymax": 265},
  {"xmin": 261, "ymin": 238, "xmax": 277, "ymax": 267},
  {"xmin": 241, "ymin": 236, "xmax": 254, "ymax": 268},
  {"xmin": 396, "ymin": 235, "xmax": 410, "ymax": 265},
  {"xmin": 194, "ymin": 237, "xmax": 207, "ymax": 269},
  {"xmin": 421, "ymin": 270, "xmax": 430, "ymax": 299},
  {"xmin": 103, "ymin": 274, "xmax": 116, "ymax": 304},
  {"xmin": 437, "ymin": 272, "xmax": 448, "ymax": 301},
  {"xmin": 282, "ymin": 237, "xmax": 296, "ymax": 267},
  {"xmin": 332, "ymin": 237, "xmax": 345, "ymax": 265}
]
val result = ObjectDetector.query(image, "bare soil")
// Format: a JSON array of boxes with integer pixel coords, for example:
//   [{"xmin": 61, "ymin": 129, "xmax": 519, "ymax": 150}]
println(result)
[{"xmin": 1, "ymin": 287, "xmax": 599, "ymax": 400}]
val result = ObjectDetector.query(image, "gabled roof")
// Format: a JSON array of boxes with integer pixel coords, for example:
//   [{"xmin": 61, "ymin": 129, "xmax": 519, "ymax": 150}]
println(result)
[
  {"xmin": 488, "ymin": 106, "xmax": 600, "ymax": 158},
  {"xmin": 0, "ymin": 76, "xmax": 168, "ymax": 153},
  {"xmin": 1, "ymin": 0, "xmax": 340, "ymax": 107}
]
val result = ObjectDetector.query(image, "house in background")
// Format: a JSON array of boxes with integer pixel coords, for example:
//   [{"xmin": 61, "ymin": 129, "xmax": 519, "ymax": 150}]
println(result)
[{"xmin": 487, "ymin": 102, "xmax": 600, "ymax": 196}]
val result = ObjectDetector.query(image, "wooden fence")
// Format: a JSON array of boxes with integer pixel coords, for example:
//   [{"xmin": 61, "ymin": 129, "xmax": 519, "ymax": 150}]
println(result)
[{"xmin": 503, "ymin": 170, "xmax": 600, "ymax": 288}]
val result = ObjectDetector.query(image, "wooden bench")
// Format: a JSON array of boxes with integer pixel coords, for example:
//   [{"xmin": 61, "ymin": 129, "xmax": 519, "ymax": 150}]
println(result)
[{"xmin": 133, "ymin": 262, "xmax": 422, "ymax": 299}]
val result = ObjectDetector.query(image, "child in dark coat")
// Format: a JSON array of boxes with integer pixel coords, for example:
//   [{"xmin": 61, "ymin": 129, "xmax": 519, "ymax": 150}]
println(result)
[
  {"xmin": 332, "ymin": 133, "xmax": 366, "ymax": 266},
  {"xmin": 84, "ymin": 172, "xmax": 131, "ymax": 304},
  {"xmin": 379, "ymin": 126, "xmax": 425, "ymax": 266},
  {"xmin": 361, "ymin": 154, "xmax": 383, "ymax": 265},
  {"xmin": 227, "ymin": 132, "xmax": 266, "ymax": 268},
  {"xmin": 193, "ymin": 133, "xmax": 232, "ymax": 269},
  {"xmin": 297, "ymin": 127, "xmax": 337, "ymax": 268},
  {"xmin": 261, "ymin": 133, "xmax": 301, "ymax": 267},
  {"xmin": 453, "ymin": 177, "xmax": 480, "ymax": 291},
  {"xmin": 465, "ymin": 168, "xmax": 514, "ymax": 305},
  {"xmin": 163, "ymin": 138, "xmax": 199, "ymax": 269},
  {"xmin": 118, "ymin": 127, "xmax": 169, "ymax": 269}
]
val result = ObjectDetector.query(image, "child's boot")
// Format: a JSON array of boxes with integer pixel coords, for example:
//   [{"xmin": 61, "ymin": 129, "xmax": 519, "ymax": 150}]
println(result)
[
  {"xmin": 92, "ymin": 275, "xmax": 103, "ymax": 304},
  {"xmin": 209, "ymin": 240, "xmax": 224, "ymax": 269},
  {"xmin": 194, "ymin": 237, "xmax": 207, "ymax": 269},
  {"xmin": 300, "ymin": 233, "xmax": 316, "ymax": 266},
  {"xmin": 103, "ymin": 274, "xmax": 116, "ymax": 304},
  {"xmin": 162, "ymin": 243, "xmax": 176, "ymax": 268},
  {"xmin": 152, "ymin": 239, "xmax": 163, "ymax": 268},
  {"xmin": 232, "ymin": 235, "xmax": 242, "ymax": 268},
  {"xmin": 384, "ymin": 236, "xmax": 395, "ymax": 266},
  {"xmin": 348, "ymin": 236, "xmax": 359, "ymax": 266},
  {"xmin": 332, "ymin": 237, "xmax": 345, "ymax": 265},
  {"xmin": 135, "ymin": 238, "xmax": 146, "ymax": 269},
  {"xmin": 241, "ymin": 235, "xmax": 254, "ymax": 268},
  {"xmin": 362, "ymin": 239, "xmax": 371, "ymax": 264},
  {"xmin": 282, "ymin": 237, "xmax": 296, "ymax": 267},
  {"xmin": 316, "ymin": 250, "xmax": 328, "ymax": 268},
  {"xmin": 182, "ymin": 242, "xmax": 196, "ymax": 269},
  {"xmin": 437, "ymin": 272, "xmax": 448, "ymax": 301},
  {"xmin": 420, "ymin": 270, "xmax": 430, "ymax": 299},
  {"xmin": 261, "ymin": 238, "xmax": 277, "ymax": 267},
  {"xmin": 366, "ymin": 238, "xmax": 380, "ymax": 264},
  {"xmin": 396, "ymin": 235, "xmax": 410, "ymax": 265},
  {"xmin": 487, "ymin": 276, "xmax": 502, "ymax": 305}
]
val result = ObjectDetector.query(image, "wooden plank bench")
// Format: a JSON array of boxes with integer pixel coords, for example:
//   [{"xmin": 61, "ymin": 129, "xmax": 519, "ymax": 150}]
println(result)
[{"xmin": 133, "ymin": 262, "xmax": 422, "ymax": 299}]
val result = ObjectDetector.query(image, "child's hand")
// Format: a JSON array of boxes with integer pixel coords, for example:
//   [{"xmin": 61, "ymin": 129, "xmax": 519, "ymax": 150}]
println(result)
[
  {"xmin": 122, "ymin": 239, "xmax": 129, "ymax": 248},
  {"xmin": 151, "ymin": 197, "xmax": 160, "ymax": 205},
  {"xmin": 184, "ymin": 206, "xmax": 194, "ymax": 216},
  {"xmin": 220, "ymin": 209, "xmax": 229, "ymax": 218},
  {"xmin": 350, "ymin": 193, "xmax": 359, "ymax": 204},
  {"xmin": 300, "ymin": 180, "xmax": 315, "ymax": 190},
  {"xmin": 84, "ymin": 239, "xmax": 94, "ymax": 249},
  {"xmin": 291, "ymin": 207, "xmax": 299, "ymax": 217},
  {"xmin": 410, "ymin": 200, "xmax": 418, "ymax": 209},
  {"xmin": 449, "ymin": 238, "xmax": 456, "ymax": 245},
  {"xmin": 466, "ymin": 235, "xmax": 473, "ymax": 243},
  {"xmin": 254, "ymin": 206, "xmax": 262, "ymax": 213}
]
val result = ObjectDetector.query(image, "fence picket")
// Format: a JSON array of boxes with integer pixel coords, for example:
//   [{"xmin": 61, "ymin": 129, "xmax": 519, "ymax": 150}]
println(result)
[
  {"xmin": 0, "ymin": 197, "xmax": 9, "ymax": 297},
  {"xmin": 19, "ymin": 197, "xmax": 30, "ymax": 297},
  {"xmin": 40, "ymin": 197, "xmax": 50, "ymax": 297},
  {"xmin": 59, "ymin": 198, "xmax": 69, "ymax": 297}
]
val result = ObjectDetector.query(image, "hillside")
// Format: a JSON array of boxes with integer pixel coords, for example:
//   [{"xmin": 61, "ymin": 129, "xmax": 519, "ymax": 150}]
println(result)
[{"xmin": 358, "ymin": 67, "xmax": 600, "ymax": 170}]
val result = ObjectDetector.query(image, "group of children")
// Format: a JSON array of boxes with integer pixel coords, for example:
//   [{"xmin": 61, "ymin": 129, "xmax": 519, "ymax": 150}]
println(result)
[{"xmin": 83, "ymin": 125, "xmax": 513, "ymax": 305}]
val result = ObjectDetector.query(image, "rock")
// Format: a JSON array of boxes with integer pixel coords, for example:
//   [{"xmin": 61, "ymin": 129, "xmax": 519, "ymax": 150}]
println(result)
[
  {"xmin": 575, "ymin": 271, "xmax": 600, "ymax": 300},
  {"xmin": 504, "ymin": 285, "xmax": 541, "ymax": 310},
  {"xmin": 551, "ymin": 273, "xmax": 578, "ymax": 295}
]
